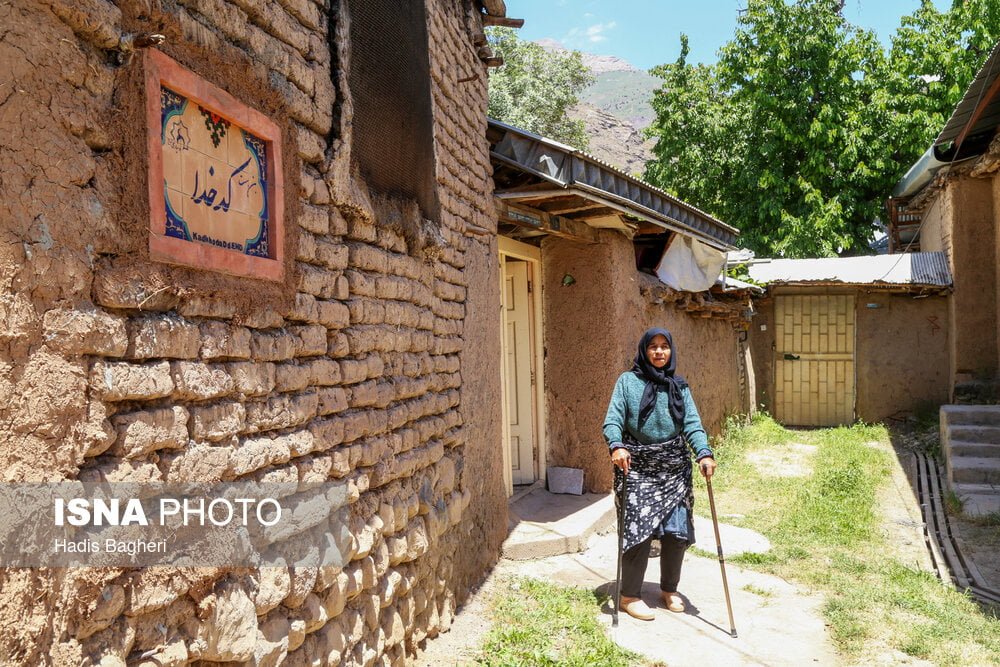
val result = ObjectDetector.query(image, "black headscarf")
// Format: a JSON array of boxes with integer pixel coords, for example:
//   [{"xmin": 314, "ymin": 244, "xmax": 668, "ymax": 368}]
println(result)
[{"xmin": 631, "ymin": 327, "xmax": 688, "ymax": 429}]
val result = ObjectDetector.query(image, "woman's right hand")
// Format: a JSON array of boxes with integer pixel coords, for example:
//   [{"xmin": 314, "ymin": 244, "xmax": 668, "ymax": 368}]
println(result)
[{"xmin": 611, "ymin": 448, "xmax": 631, "ymax": 474}]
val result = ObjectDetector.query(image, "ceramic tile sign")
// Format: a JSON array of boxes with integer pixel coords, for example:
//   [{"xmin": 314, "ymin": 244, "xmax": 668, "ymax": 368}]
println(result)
[{"xmin": 144, "ymin": 50, "xmax": 284, "ymax": 281}]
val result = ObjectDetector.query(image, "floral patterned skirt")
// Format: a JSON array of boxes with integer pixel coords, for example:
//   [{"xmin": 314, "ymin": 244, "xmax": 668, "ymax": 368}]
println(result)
[{"xmin": 613, "ymin": 433, "xmax": 694, "ymax": 553}]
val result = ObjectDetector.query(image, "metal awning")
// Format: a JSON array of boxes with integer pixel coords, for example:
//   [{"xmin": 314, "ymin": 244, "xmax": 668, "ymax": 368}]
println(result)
[
  {"xmin": 487, "ymin": 119, "xmax": 739, "ymax": 250},
  {"xmin": 936, "ymin": 41, "xmax": 1000, "ymax": 148},
  {"xmin": 747, "ymin": 252, "xmax": 952, "ymax": 288}
]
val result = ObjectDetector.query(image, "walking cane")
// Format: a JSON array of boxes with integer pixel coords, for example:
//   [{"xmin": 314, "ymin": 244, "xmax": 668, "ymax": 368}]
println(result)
[
  {"xmin": 705, "ymin": 476, "xmax": 738, "ymax": 638},
  {"xmin": 612, "ymin": 467, "xmax": 627, "ymax": 628}
]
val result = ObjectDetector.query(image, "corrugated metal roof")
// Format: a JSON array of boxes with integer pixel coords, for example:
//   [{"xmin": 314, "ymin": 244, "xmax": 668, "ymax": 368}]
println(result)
[
  {"xmin": 747, "ymin": 252, "xmax": 952, "ymax": 287},
  {"xmin": 487, "ymin": 119, "xmax": 739, "ymax": 250},
  {"xmin": 936, "ymin": 41, "xmax": 1000, "ymax": 146}
]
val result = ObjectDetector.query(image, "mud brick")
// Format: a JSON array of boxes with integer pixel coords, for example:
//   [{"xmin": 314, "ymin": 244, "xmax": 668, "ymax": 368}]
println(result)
[
  {"xmin": 199, "ymin": 321, "xmax": 252, "ymax": 360},
  {"xmin": 127, "ymin": 315, "xmax": 200, "ymax": 359},
  {"xmin": 189, "ymin": 401, "xmax": 246, "ymax": 442},
  {"xmin": 316, "ymin": 387, "xmax": 348, "ymax": 416},
  {"xmin": 171, "ymin": 361, "xmax": 235, "ymax": 400},
  {"xmin": 43, "ymin": 307, "xmax": 127, "ymax": 356},
  {"xmin": 110, "ymin": 406, "xmax": 189, "ymax": 458},
  {"xmin": 227, "ymin": 361, "xmax": 277, "ymax": 396},
  {"xmin": 251, "ymin": 329, "xmax": 298, "ymax": 361},
  {"xmin": 90, "ymin": 360, "xmax": 174, "ymax": 401},
  {"xmin": 291, "ymin": 324, "xmax": 328, "ymax": 356}
]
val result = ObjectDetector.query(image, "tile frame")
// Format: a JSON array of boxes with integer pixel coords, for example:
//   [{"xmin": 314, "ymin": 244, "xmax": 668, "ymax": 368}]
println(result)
[{"xmin": 144, "ymin": 49, "xmax": 285, "ymax": 282}]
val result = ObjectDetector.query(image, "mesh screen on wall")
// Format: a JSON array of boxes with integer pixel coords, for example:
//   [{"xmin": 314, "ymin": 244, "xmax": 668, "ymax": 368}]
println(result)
[{"xmin": 347, "ymin": 0, "xmax": 439, "ymax": 219}]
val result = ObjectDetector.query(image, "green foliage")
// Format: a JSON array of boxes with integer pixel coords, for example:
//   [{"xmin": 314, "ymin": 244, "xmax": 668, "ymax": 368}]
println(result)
[
  {"xmin": 643, "ymin": 0, "xmax": 1000, "ymax": 258},
  {"xmin": 486, "ymin": 28, "xmax": 595, "ymax": 149},
  {"xmin": 476, "ymin": 576, "xmax": 657, "ymax": 667}
]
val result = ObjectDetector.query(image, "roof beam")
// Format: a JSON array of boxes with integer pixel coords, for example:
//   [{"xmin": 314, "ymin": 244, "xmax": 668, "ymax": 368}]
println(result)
[{"xmin": 497, "ymin": 200, "xmax": 599, "ymax": 244}]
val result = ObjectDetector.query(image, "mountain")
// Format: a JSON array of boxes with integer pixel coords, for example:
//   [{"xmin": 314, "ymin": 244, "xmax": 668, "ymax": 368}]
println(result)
[{"xmin": 536, "ymin": 40, "xmax": 660, "ymax": 175}]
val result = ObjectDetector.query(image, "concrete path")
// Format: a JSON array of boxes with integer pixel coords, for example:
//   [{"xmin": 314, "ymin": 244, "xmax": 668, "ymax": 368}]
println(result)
[
  {"xmin": 502, "ymin": 531, "xmax": 839, "ymax": 667},
  {"xmin": 418, "ymin": 488, "xmax": 838, "ymax": 665}
]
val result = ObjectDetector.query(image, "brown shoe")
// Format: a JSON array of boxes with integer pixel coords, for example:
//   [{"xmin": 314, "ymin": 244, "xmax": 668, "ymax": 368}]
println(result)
[
  {"xmin": 662, "ymin": 591, "xmax": 685, "ymax": 613},
  {"xmin": 619, "ymin": 596, "xmax": 655, "ymax": 621}
]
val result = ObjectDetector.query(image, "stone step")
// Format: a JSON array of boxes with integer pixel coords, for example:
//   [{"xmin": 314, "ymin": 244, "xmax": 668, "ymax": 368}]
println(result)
[
  {"xmin": 950, "ymin": 482, "xmax": 1000, "ymax": 517},
  {"xmin": 941, "ymin": 404, "xmax": 1000, "ymax": 427},
  {"xmin": 948, "ymin": 425, "xmax": 1000, "ymax": 444},
  {"xmin": 949, "ymin": 440, "xmax": 1000, "ymax": 458},
  {"xmin": 950, "ymin": 456, "xmax": 1000, "ymax": 485}
]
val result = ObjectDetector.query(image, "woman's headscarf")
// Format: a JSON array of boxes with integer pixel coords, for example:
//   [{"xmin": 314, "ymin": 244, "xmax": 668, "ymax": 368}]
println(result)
[{"xmin": 631, "ymin": 327, "xmax": 688, "ymax": 429}]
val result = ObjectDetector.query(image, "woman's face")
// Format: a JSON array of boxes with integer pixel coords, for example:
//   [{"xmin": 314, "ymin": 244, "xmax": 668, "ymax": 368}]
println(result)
[{"xmin": 645, "ymin": 334, "xmax": 672, "ymax": 369}]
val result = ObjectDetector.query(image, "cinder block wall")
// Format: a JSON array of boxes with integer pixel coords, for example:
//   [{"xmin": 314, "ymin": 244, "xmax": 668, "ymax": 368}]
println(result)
[{"xmin": 0, "ymin": 0, "xmax": 504, "ymax": 664}]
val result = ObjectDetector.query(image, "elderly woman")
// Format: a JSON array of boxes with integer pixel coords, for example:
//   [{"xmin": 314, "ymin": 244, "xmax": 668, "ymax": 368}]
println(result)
[{"xmin": 603, "ymin": 327, "xmax": 717, "ymax": 621}]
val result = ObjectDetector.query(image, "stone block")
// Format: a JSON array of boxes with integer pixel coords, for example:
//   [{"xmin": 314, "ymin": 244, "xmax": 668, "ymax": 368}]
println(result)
[
  {"xmin": 127, "ymin": 315, "xmax": 201, "ymax": 359},
  {"xmin": 171, "ymin": 361, "xmax": 235, "ymax": 400},
  {"xmin": 110, "ymin": 406, "xmax": 189, "ymax": 458},
  {"xmin": 90, "ymin": 360, "xmax": 174, "ymax": 401},
  {"xmin": 189, "ymin": 401, "xmax": 246, "ymax": 442},
  {"xmin": 227, "ymin": 361, "xmax": 277, "ymax": 396},
  {"xmin": 546, "ymin": 466, "xmax": 585, "ymax": 495},
  {"xmin": 199, "ymin": 321, "xmax": 252, "ymax": 360},
  {"xmin": 43, "ymin": 307, "xmax": 128, "ymax": 357}
]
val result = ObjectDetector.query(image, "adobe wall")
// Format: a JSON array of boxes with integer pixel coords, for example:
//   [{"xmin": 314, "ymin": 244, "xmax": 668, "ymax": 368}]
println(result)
[
  {"xmin": 748, "ymin": 297, "xmax": 776, "ymax": 413},
  {"xmin": 855, "ymin": 291, "xmax": 950, "ymax": 421},
  {"xmin": 0, "ymin": 0, "xmax": 503, "ymax": 665},
  {"xmin": 540, "ymin": 232, "xmax": 747, "ymax": 493},
  {"xmin": 919, "ymin": 194, "xmax": 950, "ymax": 257},
  {"xmin": 948, "ymin": 177, "xmax": 997, "ymax": 382},
  {"xmin": 540, "ymin": 231, "xmax": 638, "ymax": 493},
  {"xmin": 749, "ymin": 289, "xmax": 950, "ymax": 423}
]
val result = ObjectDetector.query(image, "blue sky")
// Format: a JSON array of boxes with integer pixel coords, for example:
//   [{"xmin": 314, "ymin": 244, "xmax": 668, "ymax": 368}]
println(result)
[{"xmin": 503, "ymin": 0, "xmax": 950, "ymax": 70}]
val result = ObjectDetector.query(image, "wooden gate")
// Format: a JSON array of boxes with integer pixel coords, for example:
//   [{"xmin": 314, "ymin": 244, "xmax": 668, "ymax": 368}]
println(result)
[{"xmin": 774, "ymin": 294, "xmax": 856, "ymax": 426}]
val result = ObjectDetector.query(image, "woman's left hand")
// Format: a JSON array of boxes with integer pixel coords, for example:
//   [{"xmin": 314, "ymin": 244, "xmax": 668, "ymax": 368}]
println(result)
[{"xmin": 698, "ymin": 457, "xmax": 717, "ymax": 480}]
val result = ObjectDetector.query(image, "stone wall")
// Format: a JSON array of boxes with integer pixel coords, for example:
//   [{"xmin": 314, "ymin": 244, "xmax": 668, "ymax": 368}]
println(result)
[
  {"xmin": 0, "ymin": 0, "xmax": 503, "ymax": 664},
  {"xmin": 540, "ymin": 232, "xmax": 749, "ymax": 493}
]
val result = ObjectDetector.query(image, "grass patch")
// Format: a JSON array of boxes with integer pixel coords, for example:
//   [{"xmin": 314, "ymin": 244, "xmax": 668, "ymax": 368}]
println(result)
[
  {"xmin": 741, "ymin": 583, "xmax": 774, "ymax": 598},
  {"xmin": 475, "ymin": 576, "xmax": 663, "ymax": 667},
  {"xmin": 701, "ymin": 414, "xmax": 1000, "ymax": 665}
]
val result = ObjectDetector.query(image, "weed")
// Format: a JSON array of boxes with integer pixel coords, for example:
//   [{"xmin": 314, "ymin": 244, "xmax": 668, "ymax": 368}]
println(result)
[{"xmin": 699, "ymin": 416, "xmax": 1000, "ymax": 665}]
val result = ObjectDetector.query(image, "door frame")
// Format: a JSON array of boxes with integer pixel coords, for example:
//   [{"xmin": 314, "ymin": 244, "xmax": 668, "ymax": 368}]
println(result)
[{"xmin": 498, "ymin": 236, "xmax": 547, "ymax": 496}]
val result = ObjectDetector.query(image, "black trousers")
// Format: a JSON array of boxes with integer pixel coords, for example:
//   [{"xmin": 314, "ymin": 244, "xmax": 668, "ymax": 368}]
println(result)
[{"xmin": 621, "ymin": 534, "xmax": 687, "ymax": 598}]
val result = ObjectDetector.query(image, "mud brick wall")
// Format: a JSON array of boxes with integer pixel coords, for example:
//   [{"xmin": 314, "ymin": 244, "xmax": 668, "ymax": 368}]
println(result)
[
  {"xmin": 0, "ymin": 0, "xmax": 504, "ymax": 665},
  {"xmin": 540, "ymin": 232, "xmax": 747, "ymax": 493}
]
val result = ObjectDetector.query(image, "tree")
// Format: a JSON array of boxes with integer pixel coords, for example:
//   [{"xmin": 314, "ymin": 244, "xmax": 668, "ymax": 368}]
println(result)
[
  {"xmin": 646, "ymin": 0, "xmax": 894, "ymax": 257},
  {"xmin": 486, "ymin": 27, "xmax": 595, "ymax": 149}
]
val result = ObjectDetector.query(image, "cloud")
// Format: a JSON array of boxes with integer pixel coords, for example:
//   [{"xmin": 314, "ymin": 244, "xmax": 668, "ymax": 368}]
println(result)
[
  {"xmin": 585, "ymin": 21, "xmax": 616, "ymax": 43},
  {"xmin": 563, "ymin": 21, "xmax": 617, "ymax": 47}
]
